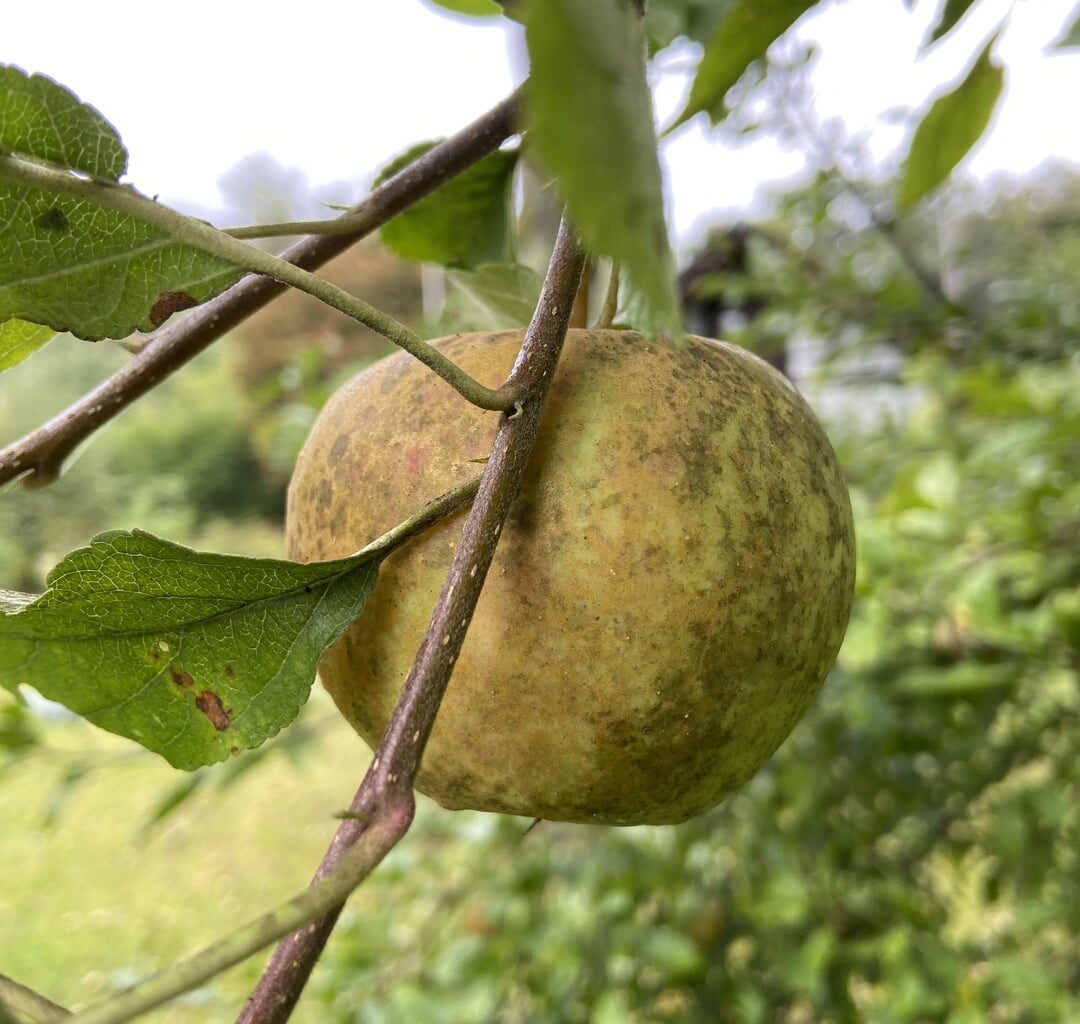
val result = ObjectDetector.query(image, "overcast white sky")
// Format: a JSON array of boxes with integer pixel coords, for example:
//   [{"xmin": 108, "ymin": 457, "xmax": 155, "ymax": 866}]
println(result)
[{"xmin": 7, "ymin": 0, "xmax": 1080, "ymax": 252}]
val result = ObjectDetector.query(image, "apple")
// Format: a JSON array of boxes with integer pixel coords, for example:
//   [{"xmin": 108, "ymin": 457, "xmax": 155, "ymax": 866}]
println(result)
[{"xmin": 286, "ymin": 329, "xmax": 855, "ymax": 825}]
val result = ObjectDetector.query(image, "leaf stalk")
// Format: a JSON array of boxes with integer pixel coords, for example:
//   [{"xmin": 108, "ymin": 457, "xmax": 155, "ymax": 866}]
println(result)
[
  {"xmin": 0, "ymin": 90, "xmax": 521, "ymax": 488},
  {"xmin": 0, "ymin": 154, "xmax": 516, "ymax": 413}
]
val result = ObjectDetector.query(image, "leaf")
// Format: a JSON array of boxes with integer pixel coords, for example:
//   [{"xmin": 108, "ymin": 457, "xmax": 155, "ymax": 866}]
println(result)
[
  {"xmin": 897, "ymin": 35, "xmax": 1004, "ymax": 210},
  {"xmin": 426, "ymin": 0, "xmax": 504, "ymax": 16},
  {"xmin": 644, "ymin": 0, "xmax": 728, "ymax": 51},
  {"xmin": 0, "ymin": 318, "xmax": 57, "ymax": 373},
  {"xmin": 523, "ymin": 0, "xmax": 679, "ymax": 340},
  {"xmin": 925, "ymin": 0, "xmax": 979, "ymax": 47},
  {"xmin": 374, "ymin": 143, "xmax": 518, "ymax": 269},
  {"xmin": 641, "ymin": 927, "xmax": 706, "ymax": 980},
  {"xmin": 0, "ymin": 66, "xmax": 242, "ymax": 339},
  {"xmin": 439, "ymin": 262, "xmax": 542, "ymax": 333},
  {"xmin": 0, "ymin": 697, "xmax": 39, "ymax": 758},
  {"xmin": 671, "ymin": 0, "xmax": 819, "ymax": 129},
  {"xmin": 0, "ymin": 64, "xmax": 126, "ymax": 179},
  {"xmin": 1049, "ymin": 5, "xmax": 1080, "ymax": 50},
  {"xmin": 0, "ymin": 181, "xmax": 242, "ymax": 339},
  {"xmin": 894, "ymin": 663, "xmax": 1017, "ymax": 697},
  {"xmin": 138, "ymin": 772, "xmax": 208, "ymax": 837},
  {"xmin": 0, "ymin": 531, "xmax": 380, "ymax": 770},
  {"xmin": 41, "ymin": 761, "xmax": 92, "ymax": 828}
]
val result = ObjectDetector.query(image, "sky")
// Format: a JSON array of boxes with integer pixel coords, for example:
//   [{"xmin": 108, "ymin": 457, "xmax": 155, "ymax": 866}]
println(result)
[{"xmin": 6, "ymin": 1, "xmax": 1080, "ymax": 253}]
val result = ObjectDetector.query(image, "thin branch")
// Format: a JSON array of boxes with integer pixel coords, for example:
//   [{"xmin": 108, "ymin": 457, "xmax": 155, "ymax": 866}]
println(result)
[
  {"xmin": 568, "ymin": 259, "xmax": 591, "ymax": 328},
  {"xmin": 51, "ymin": 217, "xmax": 583, "ymax": 1024},
  {"xmin": 773, "ymin": 79, "xmax": 957, "ymax": 311},
  {"xmin": 0, "ymin": 973, "xmax": 70, "ymax": 1023},
  {"xmin": 224, "ymin": 221, "xmax": 346, "ymax": 239},
  {"xmin": 359, "ymin": 477, "xmax": 481, "ymax": 561},
  {"xmin": 0, "ymin": 91, "xmax": 520, "ymax": 489},
  {"xmin": 235, "ymin": 217, "xmax": 586, "ymax": 1024},
  {"xmin": 0, "ymin": 155, "xmax": 515, "ymax": 414},
  {"xmin": 592, "ymin": 261, "xmax": 620, "ymax": 329},
  {"xmin": 65, "ymin": 809, "xmax": 411, "ymax": 1024}
]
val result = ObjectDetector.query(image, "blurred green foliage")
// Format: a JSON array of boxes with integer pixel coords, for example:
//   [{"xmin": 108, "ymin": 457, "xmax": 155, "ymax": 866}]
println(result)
[{"xmin": 0, "ymin": 342, "xmax": 289, "ymax": 592}]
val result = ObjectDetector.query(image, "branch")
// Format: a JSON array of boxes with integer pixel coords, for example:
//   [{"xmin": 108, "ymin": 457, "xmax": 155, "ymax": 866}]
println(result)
[
  {"xmin": 592, "ymin": 261, "xmax": 620, "ymax": 329},
  {"xmin": 0, "ymin": 91, "xmax": 520, "ymax": 489},
  {"xmin": 65, "ymin": 810, "xmax": 411, "ymax": 1024},
  {"xmin": 0, "ymin": 973, "xmax": 70, "ymax": 1023},
  {"xmin": 235, "ymin": 217, "xmax": 586, "ymax": 1024},
  {"xmin": 53, "ymin": 218, "xmax": 583, "ymax": 1024},
  {"xmin": 773, "ymin": 79, "xmax": 957, "ymax": 311},
  {"xmin": 0, "ymin": 159, "xmax": 515, "ymax": 413}
]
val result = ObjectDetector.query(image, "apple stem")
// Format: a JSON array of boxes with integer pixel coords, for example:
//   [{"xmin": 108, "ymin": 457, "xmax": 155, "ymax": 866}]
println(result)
[
  {"xmin": 593, "ymin": 260, "xmax": 621, "ymax": 329},
  {"xmin": 0, "ymin": 155, "xmax": 519, "ymax": 415}
]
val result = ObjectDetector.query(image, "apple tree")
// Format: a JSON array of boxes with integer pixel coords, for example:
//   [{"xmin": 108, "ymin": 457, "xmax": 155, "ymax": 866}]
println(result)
[{"xmin": 1, "ymin": 1, "xmax": 1074, "ymax": 1022}]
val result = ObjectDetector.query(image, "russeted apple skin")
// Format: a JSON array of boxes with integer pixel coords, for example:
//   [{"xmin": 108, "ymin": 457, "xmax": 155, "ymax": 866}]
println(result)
[{"xmin": 286, "ymin": 329, "xmax": 855, "ymax": 825}]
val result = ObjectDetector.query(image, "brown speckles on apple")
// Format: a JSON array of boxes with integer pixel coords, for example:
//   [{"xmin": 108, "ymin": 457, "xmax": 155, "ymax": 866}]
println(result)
[
  {"xmin": 329, "ymin": 433, "xmax": 351, "ymax": 465},
  {"xmin": 286, "ymin": 329, "xmax": 855, "ymax": 825},
  {"xmin": 313, "ymin": 478, "xmax": 333, "ymax": 512}
]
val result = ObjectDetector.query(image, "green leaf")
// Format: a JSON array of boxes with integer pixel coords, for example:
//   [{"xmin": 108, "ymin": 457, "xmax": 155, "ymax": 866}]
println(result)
[
  {"xmin": 893, "ymin": 663, "xmax": 1017, "ymax": 697},
  {"xmin": 897, "ymin": 35, "xmax": 1004, "ymax": 209},
  {"xmin": 0, "ymin": 531, "xmax": 380, "ymax": 770},
  {"xmin": 671, "ymin": 0, "xmax": 819, "ymax": 129},
  {"xmin": 641, "ymin": 927, "xmax": 706, "ymax": 980},
  {"xmin": 374, "ymin": 143, "xmax": 518, "ymax": 269},
  {"xmin": 0, "ymin": 181, "xmax": 242, "ymax": 340},
  {"xmin": 1049, "ymin": 6, "xmax": 1080, "ymax": 50},
  {"xmin": 523, "ymin": 0, "xmax": 679, "ymax": 340},
  {"xmin": 439, "ymin": 262, "xmax": 542, "ymax": 333},
  {"xmin": 426, "ymin": 0, "xmax": 503, "ymax": 16},
  {"xmin": 137, "ymin": 772, "xmax": 207, "ymax": 836},
  {"xmin": 0, "ymin": 67, "xmax": 241, "ymax": 339},
  {"xmin": 0, "ymin": 697, "xmax": 38, "ymax": 759},
  {"xmin": 0, "ymin": 65, "xmax": 126, "ymax": 179},
  {"xmin": 644, "ymin": 0, "xmax": 728, "ymax": 51},
  {"xmin": 925, "ymin": 0, "xmax": 979, "ymax": 47},
  {"xmin": 0, "ymin": 319, "xmax": 56, "ymax": 373}
]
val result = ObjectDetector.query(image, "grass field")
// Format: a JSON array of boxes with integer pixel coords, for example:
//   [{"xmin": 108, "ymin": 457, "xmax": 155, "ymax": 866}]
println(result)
[{"xmin": 1, "ymin": 697, "xmax": 379, "ymax": 1022}]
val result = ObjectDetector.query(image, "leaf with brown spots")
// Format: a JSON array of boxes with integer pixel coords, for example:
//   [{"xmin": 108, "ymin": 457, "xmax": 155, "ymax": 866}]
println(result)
[
  {"xmin": 0, "ymin": 66, "xmax": 241, "ymax": 340},
  {"xmin": 0, "ymin": 529, "xmax": 380, "ymax": 769},
  {"xmin": 0, "ymin": 183, "xmax": 241, "ymax": 340}
]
